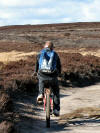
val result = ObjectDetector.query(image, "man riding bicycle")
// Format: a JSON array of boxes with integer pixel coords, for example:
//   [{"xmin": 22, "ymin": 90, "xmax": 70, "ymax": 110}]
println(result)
[{"xmin": 34, "ymin": 41, "xmax": 61, "ymax": 116}]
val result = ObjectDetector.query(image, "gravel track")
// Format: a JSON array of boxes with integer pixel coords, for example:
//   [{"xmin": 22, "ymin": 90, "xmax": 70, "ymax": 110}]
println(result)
[{"xmin": 14, "ymin": 84, "xmax": 100, "ymax": 133}]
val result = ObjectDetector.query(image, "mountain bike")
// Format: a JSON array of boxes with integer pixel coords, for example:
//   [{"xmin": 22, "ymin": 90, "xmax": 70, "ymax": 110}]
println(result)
[{"xmin": 43, "ymin": 81, "xmax": 53, "ymax": 128}]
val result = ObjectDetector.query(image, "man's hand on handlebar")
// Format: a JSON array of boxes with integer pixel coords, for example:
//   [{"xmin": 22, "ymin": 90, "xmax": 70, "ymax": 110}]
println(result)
[{"xmin": 31, "ymin": 72, "xmax": 37, "ymax": 78}]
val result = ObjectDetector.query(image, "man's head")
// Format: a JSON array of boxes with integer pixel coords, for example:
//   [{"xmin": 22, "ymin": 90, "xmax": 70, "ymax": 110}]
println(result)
[{"xmin": 44, "ymin": 41, "xmax": 54, "ymax": 50}]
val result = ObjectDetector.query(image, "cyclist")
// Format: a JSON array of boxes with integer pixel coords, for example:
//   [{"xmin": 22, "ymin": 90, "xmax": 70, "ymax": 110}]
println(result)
[{"xmin": 34, "ymin": 41, "xmax": 61, "ymax": 116}]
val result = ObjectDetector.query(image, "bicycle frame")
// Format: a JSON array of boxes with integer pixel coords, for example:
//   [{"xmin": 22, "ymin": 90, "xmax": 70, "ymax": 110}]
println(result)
[{"xmin": 44, "ymin": 88, "xmax": 53, "ymax": 111}]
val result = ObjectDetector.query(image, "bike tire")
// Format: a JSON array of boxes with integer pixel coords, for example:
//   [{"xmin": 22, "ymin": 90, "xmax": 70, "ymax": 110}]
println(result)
[{"xmin": 46, "ymin": 92, "xmax": 50, "ymax": 128}]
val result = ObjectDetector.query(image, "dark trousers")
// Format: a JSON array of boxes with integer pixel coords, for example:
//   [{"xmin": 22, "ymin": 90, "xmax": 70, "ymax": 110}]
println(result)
[{"xmin": 38, "ymin": 76, "xmax": 60, "ymax": 111}]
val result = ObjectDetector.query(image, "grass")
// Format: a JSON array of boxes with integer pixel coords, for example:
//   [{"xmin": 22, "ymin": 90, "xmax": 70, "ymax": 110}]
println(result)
[
  {"xmin": 0, "ymin": 48, "xmax": 100, "ymax": 65},
  {"xmin": 57, "ymin": 48, "xmax": 100, "ymax": 57},
  {"xmin": 0, "ymin": 51, "xmax": 37, "ymax": 64}
]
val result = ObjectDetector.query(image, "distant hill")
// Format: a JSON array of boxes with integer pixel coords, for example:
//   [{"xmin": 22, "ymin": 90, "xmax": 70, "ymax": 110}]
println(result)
[{"xmin": 0, "ymin": 22, "xmax": 100, "ymax": 48}]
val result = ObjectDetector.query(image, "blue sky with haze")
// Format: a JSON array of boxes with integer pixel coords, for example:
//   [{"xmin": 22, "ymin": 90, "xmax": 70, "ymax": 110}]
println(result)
[{"xmin": 0, "ymin": 0, "xmax": 99, "ymax": 26}]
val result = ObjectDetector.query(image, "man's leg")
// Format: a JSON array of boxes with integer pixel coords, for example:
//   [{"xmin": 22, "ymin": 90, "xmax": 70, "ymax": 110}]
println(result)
[
  {"xmin": 37, "ymin": 77, "xmax": 44, "ymax": 103},
  {"xmin": 39, "ymin": 78, "xmax": 44, "ymax": 95},
  {"xmin": 51, "ymin": 78, "xmax": 60, "ymax": 116}
]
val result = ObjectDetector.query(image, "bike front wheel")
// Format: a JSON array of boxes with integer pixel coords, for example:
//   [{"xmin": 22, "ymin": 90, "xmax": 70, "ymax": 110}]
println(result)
[{"xmin": 46, "ymin": 92, "xmax": 50, "ymax": 128}]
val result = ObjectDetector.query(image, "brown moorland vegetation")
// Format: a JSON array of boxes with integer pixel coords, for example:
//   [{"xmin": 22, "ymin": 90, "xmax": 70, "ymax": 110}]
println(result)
[{"xmin": 0, "ymin": 22, "xmax": 100, "ymax": 132}]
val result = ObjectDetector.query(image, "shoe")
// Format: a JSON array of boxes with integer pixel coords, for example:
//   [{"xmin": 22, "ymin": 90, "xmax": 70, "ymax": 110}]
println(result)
[
  {"xmin": 37, "ymin": 94, "xmax": 43, "ymax": 104},
  {"xmin": 53, "ymin": 109, "xmax": 60, "ymax": 116}
]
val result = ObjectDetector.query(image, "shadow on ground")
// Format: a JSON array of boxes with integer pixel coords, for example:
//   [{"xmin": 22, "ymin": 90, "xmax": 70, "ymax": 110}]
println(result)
[
  {"xmin": 67, "ymin": 118, "xmax": 100, "ymax": 126},
  {"xmin": 13, "ymin": 92, "xmax": 71, "ymax": 133},
  {"xmin": 59, "ymin": 77, "xmax": 100, "ymax": 88}
]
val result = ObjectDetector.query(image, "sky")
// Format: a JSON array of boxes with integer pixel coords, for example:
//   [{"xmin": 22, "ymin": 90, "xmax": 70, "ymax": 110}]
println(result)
[{"xmin": 0, "ymin": 0, "xmax": 100, "ymax": 26}]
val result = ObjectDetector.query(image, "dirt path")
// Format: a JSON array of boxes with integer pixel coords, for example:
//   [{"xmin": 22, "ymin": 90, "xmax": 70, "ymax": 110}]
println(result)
[{"xmin": 14, "ymin": 83, "xmax": 100, "ymax": 133}]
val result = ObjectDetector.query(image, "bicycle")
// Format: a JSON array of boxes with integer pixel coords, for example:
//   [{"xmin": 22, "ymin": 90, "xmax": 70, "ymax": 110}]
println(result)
[
  {"xmin": 35, "ymin": 74, "xmax": 61, "ymax": 128},
  {"xmin": 43, "ymin": 80, "xmax": 53, "ymax": 128}
]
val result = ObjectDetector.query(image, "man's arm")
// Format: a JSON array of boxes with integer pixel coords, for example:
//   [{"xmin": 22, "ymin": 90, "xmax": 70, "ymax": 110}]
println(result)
[
  {"xmin": 34, "ymin": 54, "xmax": 40, "ymax": 73},
  {"xmin": 56, "ymin": 54, "xmax": 61, "ymax": 74}
]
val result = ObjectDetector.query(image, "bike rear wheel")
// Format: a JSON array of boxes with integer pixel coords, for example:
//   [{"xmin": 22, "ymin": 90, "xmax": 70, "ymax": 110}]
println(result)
[{"xmin": 46, "ymin": 92, "xmax": 50, "ymax": 128}]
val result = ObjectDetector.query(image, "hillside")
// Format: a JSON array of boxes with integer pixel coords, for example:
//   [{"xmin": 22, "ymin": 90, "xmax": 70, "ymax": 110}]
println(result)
[
  {"xmin": 0, "ymin": 22, "xmax": 100, "ymax": 133},
  {"xmin": 0, "ymin": 22, "xmax": 100, "ymax": 52}
]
